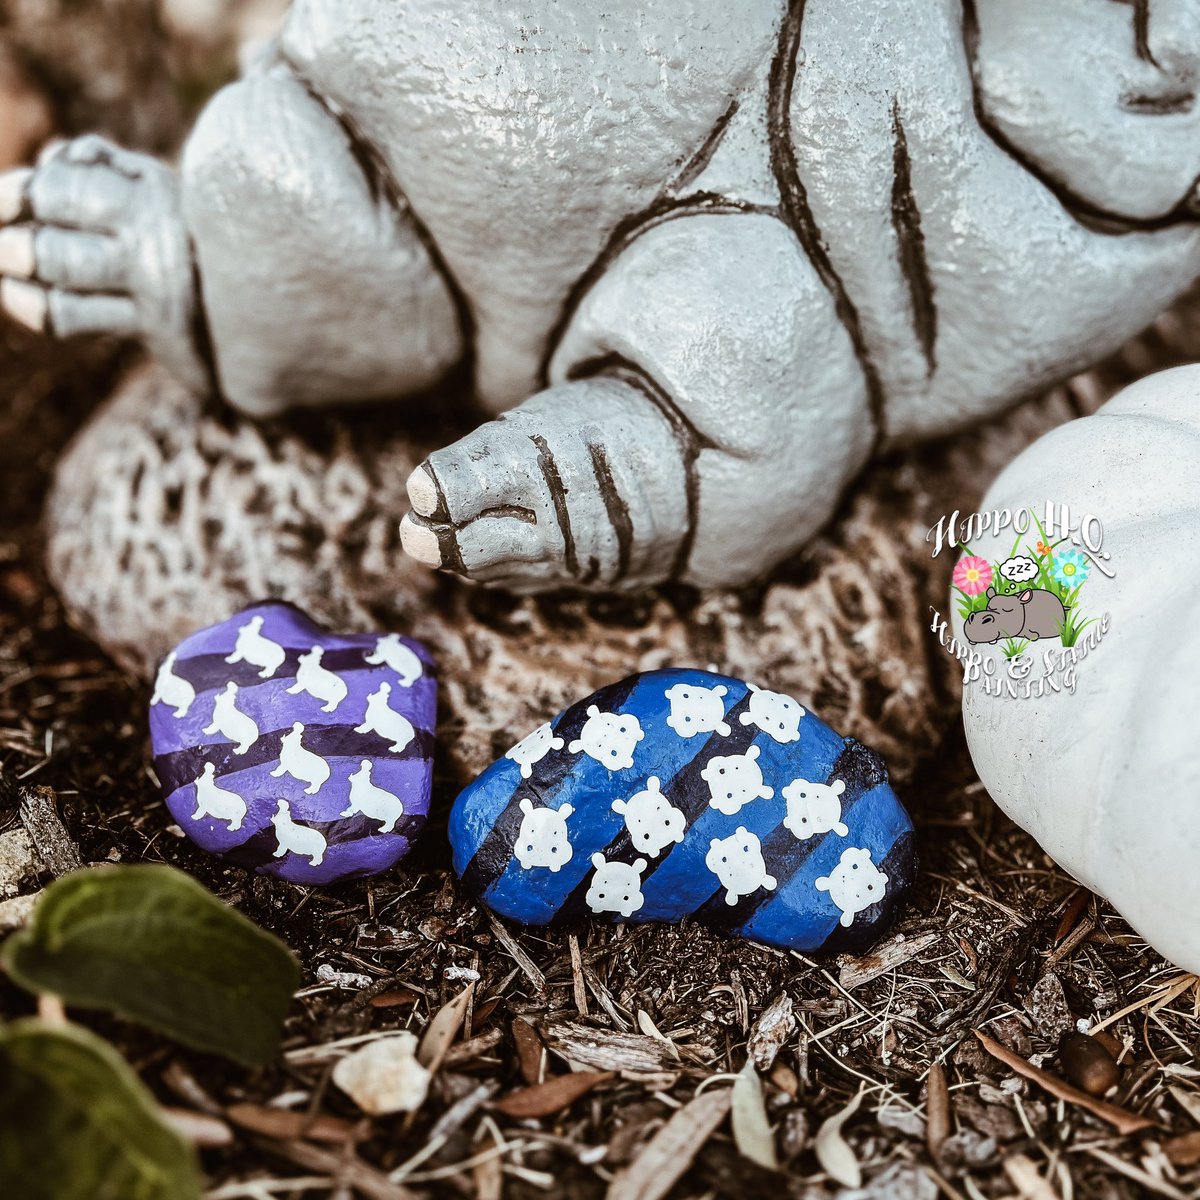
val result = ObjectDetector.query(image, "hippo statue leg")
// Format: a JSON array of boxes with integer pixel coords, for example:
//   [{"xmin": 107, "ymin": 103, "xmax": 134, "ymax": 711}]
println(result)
[
  {"xmin": 0, "ymin": 60, "xmax": 465, "ymax": 418},
  {"xmin": 402, "ymin": 212, "xmax": 873, "ymax": 590}
]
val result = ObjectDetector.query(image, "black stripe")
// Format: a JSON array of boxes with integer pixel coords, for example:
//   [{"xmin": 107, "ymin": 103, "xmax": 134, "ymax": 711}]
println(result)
[
  {"xmin": 552, "ymin": 689, "xmax": 758, "ymax": 925},
  {"xmin": 529, "ymin": 433, "xmax": 579, "ymax": 578},
  {"xmin": 459, "ymin": 674, "xmax": 643, "ymax": 899},
  {"xmin": 168, "ymin": 646, "xmax": 430, "ymax": 695},
  {"xmin": 960, "ymin": 0, "xmax": 1195, "ymax": 233},
  {"xmin": 587, "ymin": 442, "xmax": 634, "ymax": 582},
  {"xmin": 889, "ymin": 99, "xmax": 938, "ymax": 375},
  {"xmin": 154, "ymin": 723, "xmax": 434, "ymax": 795},
  {"xmin": 570, "ymin": 353, "xmax": 714, "ymax": 582},
  {"xmin": 818, "ymin": 829, "xmax": 917, "ymax": 955},
  {"xmin": 218, "ymin": 809, "xmax": 427, "ymax": 872},
  {"xmin": 697, "ymin": 738, "xmax": 889, "ymax": 935},
  {"xmin": 768, "ymin": 0, "xmax": 888, "ymax": 448}
]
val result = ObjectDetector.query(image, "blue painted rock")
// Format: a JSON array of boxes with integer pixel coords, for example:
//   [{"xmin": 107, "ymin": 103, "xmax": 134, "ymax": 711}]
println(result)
[
  {"xmin": 451, "ymin": 670, "xmax": 915, "ymax": 953},
  {"xmin": 149, "ymin": 601, "xmax": 435, "ymax": 884}
]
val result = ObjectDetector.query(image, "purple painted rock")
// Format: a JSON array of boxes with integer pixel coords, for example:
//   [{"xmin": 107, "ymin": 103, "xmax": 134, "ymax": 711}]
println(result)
[{"xmin": 149, "ymin": 601, "xmax": 436, "ymax": 884}]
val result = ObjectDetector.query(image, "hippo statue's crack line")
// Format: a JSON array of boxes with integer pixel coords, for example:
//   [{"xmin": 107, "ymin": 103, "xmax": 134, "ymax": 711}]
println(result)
[
  {"xmin": 569, "ymin": 352, "xmax": 714, "ymax": 583},
  {"xmin": 587, "ymin": 442, "xmax": 635, "ymax": 583},
  {"xmin": 539, "ymin": 190, "xmax": 778, "ymax": 390},
  {"xmin": 186, "ymin": 235, "xmax": 224, "ymax": 404},
  {"xmin": 889, "ymin": 98, "xmax": 938, "ymax": 375},
  {"xmin": 671, "ymin": 95, "xmax": 743, "ymax": 196},
  {"xmin": 275, "ymin": 45, "xmax": 478, "ymax": 374},
  {"xmin": 768, "ymin": 0, "xmax": 888, "ymax": 449},
  {"xmin": 529, "ymin": 432, "xmax": 580, "ymax": 579}
]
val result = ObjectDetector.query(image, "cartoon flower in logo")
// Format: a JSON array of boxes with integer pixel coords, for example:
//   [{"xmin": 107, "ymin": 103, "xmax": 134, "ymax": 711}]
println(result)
[
  {"xmin": 1052, "ymin": 549, "xmax": 1090, "ymax": 588},
  {"xmin": 953, "ymin": 555, "xmax": 993, "ymax": 597},
  {"xmin": 999, "ymin": 555, "xmax": 1038, "ymax": 584}
]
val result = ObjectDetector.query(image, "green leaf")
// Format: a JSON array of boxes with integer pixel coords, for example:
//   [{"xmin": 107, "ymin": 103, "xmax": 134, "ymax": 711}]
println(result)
[
  {"xmin": 0, "ymin": 1019, "xmax": 201, "ymax": 1200},
  {"xmin": 2, "ymin": 865, "xmax": 299, "ymax": 1066}
]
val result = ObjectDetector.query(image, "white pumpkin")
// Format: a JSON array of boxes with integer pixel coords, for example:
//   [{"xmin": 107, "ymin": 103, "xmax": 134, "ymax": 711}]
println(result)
[{"xmin": 955, "ymin": 366, "xmax": 1200, "ymax": 973}]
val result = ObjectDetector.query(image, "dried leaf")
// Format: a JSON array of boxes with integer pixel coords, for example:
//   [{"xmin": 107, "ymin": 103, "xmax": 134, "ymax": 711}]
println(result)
[
  {"xmin": 973, "ymin": 1030, "xmax": 1154, "ymax": 1136},
  {"xmin": 417, "ymin": 985, "xmax": 473, "ymax": 1072},
  {"xmin": 731, "ymin": 1061, "xmax": 778, "ymax": 1171},
  {"xmin": 747, "ymin": 993, "xmax": 795, "ymax": 1071},
  {"xmin": 2, "ymin": 865, "xmax": 299, "ymax": 1067},
  {"xmin": 0, "ymin": 1018, "xmax": 201, "ymax": 1200},
  {"xmin": 1164, "ymin": 1130, "xmax": 1200, "ymax": 1167},
  {"xmin": 607, "ymin": 1086, "xmax": 732, "ymax": 1200},
  {"xmin": 512, "ymin": 1017, "xmax": 545, "ymax": 1085},
  {"xmin": 926, "ymin": 1061, "xmax": 951, "ymax": 1157},
  {"xmin": 162, "ymin": 1107, "xmax": 232, "ymax": 1147},
  {"xmin": 1169, "ymin": 1084, "xmax": 1200, "ymax": 1127},
  {"xmin": 368, "ymin": 987, "xmax": 422, "ymax": 1009},
  {"xmin": 493, "ymin": 1070, "xmax": 614, "ymax": 1118},
  {"xmin": 1003, "ymin": 1153, "xmax": 1060, "ymax": 1200},
  {"xmin": 1054, "ymin": 888, "xmax": 1090, "ymax": 942},
  {"xmin": 636, "ymin": 1010, "xmax": 679, "ymax": 1060},
  {"xmin": 814, "ymin": 1088, "xmax": 863, "ymax": 1189},
  {"xmin": 472, "ymin": 1125, "xmax": 504, "ymax": 1200},
  {"xmin": 225, "ymin": 1102, "xmax": 357, "ymax": 1142}
]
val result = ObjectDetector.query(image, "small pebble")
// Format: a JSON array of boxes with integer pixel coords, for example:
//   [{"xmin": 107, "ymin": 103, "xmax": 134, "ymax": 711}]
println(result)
[
  {"xmin": 332, "ymin": 1033, "xmax": 430, "ymax": 1115},
  {"xmin": 1059, "ymin": 1031, "xmax": 1121, "ymax": 1096}
]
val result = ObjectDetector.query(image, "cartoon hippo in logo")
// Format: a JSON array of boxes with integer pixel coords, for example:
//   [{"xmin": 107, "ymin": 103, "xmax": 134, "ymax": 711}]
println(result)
[{"xmin": 964, "ymin": 587, "xmax": 1066, "ymax": 644}]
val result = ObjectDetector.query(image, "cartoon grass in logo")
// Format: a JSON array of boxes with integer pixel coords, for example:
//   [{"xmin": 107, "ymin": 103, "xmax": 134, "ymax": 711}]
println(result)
[{"xmin": 953, "ymin": 510, "xmax": 1098, "ymax": 658}]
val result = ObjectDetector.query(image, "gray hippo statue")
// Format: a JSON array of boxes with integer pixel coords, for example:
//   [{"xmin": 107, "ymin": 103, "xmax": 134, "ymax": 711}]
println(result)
[
  {"xmin": 2, "ymin": 0, "xmax": 1200, "ymax": 594},
  {"xmin": 964, "ymin": 587, "xmax": 1068, "ymax": 645}
]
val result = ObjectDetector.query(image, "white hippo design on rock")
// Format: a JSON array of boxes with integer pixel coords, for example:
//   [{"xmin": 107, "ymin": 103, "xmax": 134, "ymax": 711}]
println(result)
[
  {"xmin": 611, "ymin": 776, "xmax": 686, "ymax": 857},
  {"xmin": 705, "ymin": 827, "xmax": 777, "ymax": 906},
  {"xmin": 513, "ymin": 798, "xmax": 575, "ymax": 872},
  {"xmin": 568, "ymin": 706, "xmax": 644, "ymax": 772},
  {"xmin": 782, "ymin": 777, "xmax": 849, "ymax": 841},
  {"xmin": 664, "ymin": 682, "xmax": 731, "ymax": 739},
  {"xmin": 585, "ymin": 853, "xmax": 646, "ymax": 918},
  {"xmin": 700, "ymin": 745, "xmax": 774, "ymax": 816},
  {"xmin": 739, "ymin": 685, "xmax": 805, "ymax": 745},
  {"xmin": 505, "ymin": 722, "xmax": 566, "ymax": 780},
  {"xmin": 816, "ymin": 846, "xmax": 888, "ymax": 928}
]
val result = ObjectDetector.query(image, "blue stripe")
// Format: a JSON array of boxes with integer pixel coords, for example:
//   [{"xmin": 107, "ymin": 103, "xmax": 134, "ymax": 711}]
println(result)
[
  {"xmin": 479, "ymin": 670, "xmax": 749, "ymax": 925},
  {"xmin": 739, "ymin": 780, "xmax": 913, "ymax": 948}
]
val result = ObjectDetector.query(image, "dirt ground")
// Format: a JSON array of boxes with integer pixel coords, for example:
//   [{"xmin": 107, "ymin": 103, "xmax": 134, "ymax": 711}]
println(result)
[{"xmin": 3, "ymin": 9, "xmax": 1200, "ymax": 1199}]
